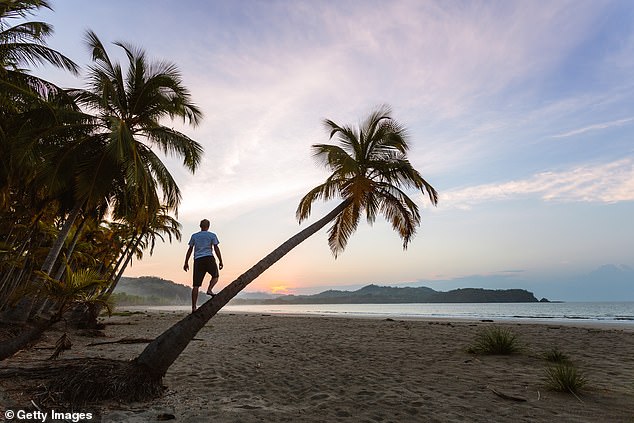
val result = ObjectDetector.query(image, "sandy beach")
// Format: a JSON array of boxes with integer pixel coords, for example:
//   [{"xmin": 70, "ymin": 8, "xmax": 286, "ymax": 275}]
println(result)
[{"xmin": 1, "ymin": 311, "xmax": 633, "ymax": 422}]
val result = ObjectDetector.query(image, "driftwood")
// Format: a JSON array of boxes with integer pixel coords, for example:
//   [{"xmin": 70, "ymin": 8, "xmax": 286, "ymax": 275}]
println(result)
[
  {"xmin": 86, "ymin": 337, "xmax": 154, "ymax": 346},
  {"xmin": 488, "ymin": 386, "xmax": 527, "ymax": 402}
]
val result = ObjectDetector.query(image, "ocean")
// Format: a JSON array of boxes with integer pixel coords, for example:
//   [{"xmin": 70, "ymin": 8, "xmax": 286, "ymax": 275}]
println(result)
[{"xmin": 143, "ymin": 302, "xmax": 634, "ymax": 326}]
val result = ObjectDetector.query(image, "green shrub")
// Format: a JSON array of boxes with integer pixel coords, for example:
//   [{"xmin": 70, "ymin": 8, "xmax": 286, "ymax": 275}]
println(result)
[
  {"xmin": 545, "ymin": 362, "xmax": 587, "ymax": 393},
  {"xmin": 467, "ymin": 326, "xmax": 520, "ymax": 355}
]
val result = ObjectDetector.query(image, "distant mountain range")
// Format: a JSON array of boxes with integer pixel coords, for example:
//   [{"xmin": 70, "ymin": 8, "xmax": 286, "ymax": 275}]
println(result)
[
  {"xmin": 231, "ymin": 284, "xmax": 541, "ymax": 304},
  {"xmin": 114, "ymin": 276, "xmax": 192, "ymax": 305},
  {"xmin": 114, "ymin": 278, "xmax": 542, "ymax": 306},
  {"xmin": 117, "ymin": 263, "xmax": 633, "ymax": 306}
]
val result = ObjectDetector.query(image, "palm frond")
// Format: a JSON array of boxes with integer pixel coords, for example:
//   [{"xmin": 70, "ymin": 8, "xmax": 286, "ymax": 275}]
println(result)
[
  {"xmin": 296, "ymin": 175, "xmax": 344, "ymax": 222},
  {"xmin": 327, "ymin": 202, "xmax": 361, "ymax": 257},
  {"xmin": 49, "ymin": 332, "xmax": 72, "ymax": 360},
  {"xmin": 136, "ymin": 143, "xmax": 181, "ymax": 210},
  {"xmin": 143, "ymin": 126, "xmax": 203, "ymax": 172},
  {"xmin": 311, "ymin": 143, "xmax": 358, "ymax": 175},
  {"xmin": 376, "ymin": 185, "xmax": 420, "ymax": 249},
  {"xmin": 1, "ymin": 19, "xmax": 78, "ymax": 72},
  {"xmin": 0, "ymin": 0, "xmax": 52, "ymax": 20}
]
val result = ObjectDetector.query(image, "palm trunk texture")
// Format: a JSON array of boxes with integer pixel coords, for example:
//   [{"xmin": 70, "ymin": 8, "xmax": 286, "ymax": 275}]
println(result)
[
  {"xmin": 0, "ymin": 319, "xmax": 55, "ymax": 361},
  {"xmin": 133, "ymin": 200, "xmax": 351, "ymax": 377},
  {"xmin": 1, "ymin": 203, "xmax": 83, "ymax": 324}
]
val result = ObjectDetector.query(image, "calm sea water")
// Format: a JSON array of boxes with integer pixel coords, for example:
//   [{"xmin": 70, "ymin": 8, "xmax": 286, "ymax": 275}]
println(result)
[{"xmin": 144, "ymin": 302, "xmax": 634, "ymax": 326}]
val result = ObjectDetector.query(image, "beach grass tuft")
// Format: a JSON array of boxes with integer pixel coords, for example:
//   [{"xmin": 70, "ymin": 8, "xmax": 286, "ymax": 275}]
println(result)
[
  {"xmin": 545, "ymin": 362, "xmax": 587, "ymax": 394},
  {"xmin": 467, "ymin": 326, "xmax": 521, "ymax": 355},
  {"xmin": 543, "ymin": 346, "xmax": 570, "ymax": 363}
]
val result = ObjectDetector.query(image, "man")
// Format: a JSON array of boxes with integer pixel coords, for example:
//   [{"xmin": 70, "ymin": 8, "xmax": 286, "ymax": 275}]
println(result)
[{"xmin": 184, "ymin": 219, "xmax": 223, "ymax": 312}]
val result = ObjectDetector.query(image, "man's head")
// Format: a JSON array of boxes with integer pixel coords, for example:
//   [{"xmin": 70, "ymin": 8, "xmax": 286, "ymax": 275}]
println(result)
[{"xmin": 200, "ymin": 219, "xmax": 210, "ymax": 231}]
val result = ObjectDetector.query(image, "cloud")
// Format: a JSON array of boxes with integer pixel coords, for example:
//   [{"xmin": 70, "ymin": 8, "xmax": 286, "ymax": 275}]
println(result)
[
  {"xmin": 172, "ymin": 1, "xmax": 618, "ymax": 217},
  {"xmin": 47, "ymin": 1, "xmax": 631, "ymax": 221},
  {"xmin": 441, "ymin": 159, "xmax": 634, "ymax": 209},
  {"xmin": 551, "ymin": 117, "xmax": 634, "ymax": 138}
]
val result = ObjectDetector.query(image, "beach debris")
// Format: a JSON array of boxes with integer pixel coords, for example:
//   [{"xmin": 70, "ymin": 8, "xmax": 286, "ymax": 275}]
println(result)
[
  {"xmin": 488, "ymin": 386, "xmax": 527, "ymax": 402},
  {"xmin": 49, "ymin": 333, "xmax": 72, "ymax": 360},
  {"xmin": 86, "ymin": 337, "xmax": 154, "ymax": 346},
  {"xmin": 87, "ymin": 337, "xmax": 204, "ymax": 347}
]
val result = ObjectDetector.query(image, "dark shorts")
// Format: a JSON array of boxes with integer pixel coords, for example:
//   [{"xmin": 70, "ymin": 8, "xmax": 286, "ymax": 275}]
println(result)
[{"xmin": 193, "ymin": 256, "xmax": 219, "ymax": 287}]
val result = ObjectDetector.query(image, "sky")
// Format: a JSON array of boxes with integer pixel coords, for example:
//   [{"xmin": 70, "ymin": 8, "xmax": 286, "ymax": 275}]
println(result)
[{"xmin": 31, "ymin": 0, "xmax": 634, "ymax": 300}]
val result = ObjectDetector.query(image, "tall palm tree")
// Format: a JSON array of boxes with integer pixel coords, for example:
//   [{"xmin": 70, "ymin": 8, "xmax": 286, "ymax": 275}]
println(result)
[
  {"xmin": 0, "ymin": 0, "xmax": 82, "ymax": 322},
  {"xmin": 38, "ymin": 30, "xmax": 203, "ymax": 278},
  {"xmin": 0, "ymin": 0, "xmax": 79, "ymax": 208},
  {"xmin": 130, "ymin": 105, "xmax": 438, "ymax": 384},
  {"xmin": 3, "ymin": 30, "xmax": 203, "ymax": 323}
]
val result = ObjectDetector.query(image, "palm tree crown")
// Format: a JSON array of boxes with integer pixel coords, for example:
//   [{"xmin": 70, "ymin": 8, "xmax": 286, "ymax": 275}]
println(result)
[
  {"xmin": 297, "ymin": 105, "xmax": 438, "ymax": 257},
  {"xmin": 68, "ymin": 30, "xmax": 203, "ymax": 216}
]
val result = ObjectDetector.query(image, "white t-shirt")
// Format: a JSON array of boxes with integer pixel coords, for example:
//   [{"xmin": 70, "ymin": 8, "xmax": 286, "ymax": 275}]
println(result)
[{"xmin": 188, "ymin": 231, "xmax": 220, "ymax": 259}]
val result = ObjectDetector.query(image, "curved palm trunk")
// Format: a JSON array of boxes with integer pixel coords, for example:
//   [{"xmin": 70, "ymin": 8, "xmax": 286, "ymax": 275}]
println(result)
[
  {"xmin": 133, "ymin": 199, "xmax": 351, "ymax": 378},
  {"xmin": 2, "ymin": 203, "xmax": 83, "ymax": 324},
  {"xmin": 103, "ymin": 235, "xmax": 143, "ymax": 298},
  {"xmin": 105, "ymin": 233, "xmax": 138, "ymax": 284},
  {"xmin": 52, "ymin": 214, "xmax": 88, "ymax": 281},
  {"xmin": 41, "ymin": 202, "xmax": 84, "ymax": 275},
  {"xmin": 0, "ymin": 318, "xmax": 58, "ymax": 361},
  {"xmin": 34, "ymin": 216, "xmax": 91, "ymax": 319}
]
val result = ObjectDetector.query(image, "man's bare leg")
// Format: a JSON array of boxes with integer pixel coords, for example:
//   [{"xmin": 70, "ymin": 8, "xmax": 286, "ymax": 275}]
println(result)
[
  {"xmin": 192, "ymin": 286, "xmax": 199, "ymax": 312},
  {"xmin": 206, "ymin": 277, "xmax": 219, "ymax": 296}
]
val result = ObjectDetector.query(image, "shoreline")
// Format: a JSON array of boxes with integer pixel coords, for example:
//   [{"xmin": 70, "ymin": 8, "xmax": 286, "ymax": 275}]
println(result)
[
  {"xmin": 2, "ymin": 311, "xmax": 633, "ymax": 422},
  {"xmin": 120, "ymin": 304, "xmax": 634, "ymax": 332}
]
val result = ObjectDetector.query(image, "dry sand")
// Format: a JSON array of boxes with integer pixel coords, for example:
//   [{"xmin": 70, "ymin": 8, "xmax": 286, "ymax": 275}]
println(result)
[{"xmin": 1, "ymin": 310, "xmax": 633, "ymax": 422}]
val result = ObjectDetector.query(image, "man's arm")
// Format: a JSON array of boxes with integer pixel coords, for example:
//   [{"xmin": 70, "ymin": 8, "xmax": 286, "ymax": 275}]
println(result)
[
  {"xmin": 183, "ymin": 245, "xmax": 193, "ymax": 271},
  {"xmin": 214, "ymin": 244, "xmax": 223, "ymax": 270}
]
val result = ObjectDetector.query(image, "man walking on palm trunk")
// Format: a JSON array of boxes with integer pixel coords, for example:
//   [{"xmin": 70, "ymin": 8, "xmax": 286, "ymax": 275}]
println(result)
[{"xmin": 184, "ymin": 219, "xmax": 223, "ymax": 312}]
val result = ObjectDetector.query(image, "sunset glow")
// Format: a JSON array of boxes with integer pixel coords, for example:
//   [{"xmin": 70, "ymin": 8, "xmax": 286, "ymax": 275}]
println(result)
[
  {"xmin": 38, "ymin": 0, "xmax": 634, "ymax": 301},
  {"xmin": 269, "ymin": 285, "xmax": 296, "ymax": 296}
]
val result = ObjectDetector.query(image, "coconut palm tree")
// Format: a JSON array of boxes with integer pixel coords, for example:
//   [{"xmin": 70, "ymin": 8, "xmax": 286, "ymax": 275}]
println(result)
[
  {"xmin": 0, "ymin": 0, "xmax": 79, "ymax": 207},
  {"xmin": 38, "ymin": 29, "xmax": 203, "ymax": 279},
  {"xmin": 2, "ymin": 30, "xmax": 203, "ymax": 323},
  {"xmin": 0, "ymin": 0, "xmax": 77, "ymax": 77},
  {"xmin": 129, "ymin": 105, "xmax": 438, "ymax": 386},
  {"xmin": 0, "ymin": 0, "xmax": 82, "ymax": 322}
]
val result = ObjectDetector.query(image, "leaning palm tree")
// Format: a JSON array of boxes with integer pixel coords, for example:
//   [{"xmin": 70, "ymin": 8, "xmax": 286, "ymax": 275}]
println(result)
[{"xmin": 77, "ymin": 105, "xmax": 436, "ymax": 400}]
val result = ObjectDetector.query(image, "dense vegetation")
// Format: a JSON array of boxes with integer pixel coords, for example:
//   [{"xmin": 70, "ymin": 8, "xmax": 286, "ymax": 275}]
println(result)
[
  {"xmin": 113, "ymin": 276, "xmax": 193, "ymax": 305},
  {"xmin": 0, "ymin": 0, "xmax": 201, "ymax": 356}
]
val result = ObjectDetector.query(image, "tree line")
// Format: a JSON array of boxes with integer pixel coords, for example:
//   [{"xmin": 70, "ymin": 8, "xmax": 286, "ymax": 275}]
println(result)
[{"xmin": 0, "ymin": 0, "xmax": 198, "ymax": 327}]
